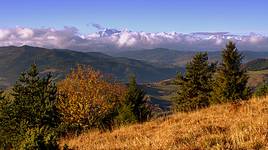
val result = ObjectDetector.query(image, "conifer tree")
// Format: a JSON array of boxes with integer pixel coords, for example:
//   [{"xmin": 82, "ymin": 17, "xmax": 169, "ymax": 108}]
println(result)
[
  {"xmin": 173, "ymin": 52, "xmax": 216, "ymax": 111},
  {"xmin": 11, "ymin": 64, "xmax": 59, "ymax": 128},
  {"xmin": 0, "ymin": 64, "xmax": 59, "ymax": 147},
  {"xmin": 124, "ymin": 75, "xmax": 151, "ymax": 122},
  {"xmin": 211, "ymin": 41, "xmax": 250, "ymax": 103}
]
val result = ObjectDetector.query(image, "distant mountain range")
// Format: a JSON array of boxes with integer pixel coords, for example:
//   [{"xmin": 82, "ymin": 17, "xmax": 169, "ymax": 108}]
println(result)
[
  {"xmin": 0, "ymin": 46, "xmax": 179, "ymax": 88},
  {"xmin": 109, "ymin": 48, "xmax": 268, "ymax": 67},
  {"xmin": 1, "ymin": 45, "xmax": 268, "ymax": 89}
]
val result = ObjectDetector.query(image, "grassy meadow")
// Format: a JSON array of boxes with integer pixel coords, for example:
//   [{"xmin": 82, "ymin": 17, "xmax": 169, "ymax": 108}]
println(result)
[{"xmin": 60, "ymin": 96, "xmax": 268, "ymax": 150}]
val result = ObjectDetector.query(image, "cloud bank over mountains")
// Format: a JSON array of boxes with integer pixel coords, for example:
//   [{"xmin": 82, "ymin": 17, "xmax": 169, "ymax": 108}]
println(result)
[{"xmin": 0, "ymin": 25, "xmax": 267, "ymax": 52}]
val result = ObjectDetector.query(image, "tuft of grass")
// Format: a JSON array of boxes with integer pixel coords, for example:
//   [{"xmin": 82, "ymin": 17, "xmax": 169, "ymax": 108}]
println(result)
[{"xmin": 60, "ymin": 97, "xmax": 268, "ymax": 150}]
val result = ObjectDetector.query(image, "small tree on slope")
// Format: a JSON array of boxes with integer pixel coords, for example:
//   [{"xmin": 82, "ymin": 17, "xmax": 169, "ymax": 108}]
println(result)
[
  {"xmin": 124, "ymin": 75, "xmax": 151, "ymax": 122},
  {"xmin": 173, "ymin": 52, "xmax": 216, "ymax": 111}
]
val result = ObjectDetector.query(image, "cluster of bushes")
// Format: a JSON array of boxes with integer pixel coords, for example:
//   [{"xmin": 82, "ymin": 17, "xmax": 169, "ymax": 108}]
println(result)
[
  {"xmin": 0, "ymin": 65, "xmax": 152, "ymax": 149},
  {"xmin": 173, "ymin": 41, "xmax": 251, "ymax": 111}
]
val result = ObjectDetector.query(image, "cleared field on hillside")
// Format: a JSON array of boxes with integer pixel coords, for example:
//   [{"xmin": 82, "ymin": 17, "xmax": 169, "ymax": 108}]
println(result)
[
  {"xmin": 60, "ymin": 97, "xmax": 268, "ymax": 150},
  {"xmin": 248, "ymin": 70, "xmax": 268, "ymax": 87},
  {"xmin": 143, "ymin": 79, "xmax": 176, "ymax": 111}
]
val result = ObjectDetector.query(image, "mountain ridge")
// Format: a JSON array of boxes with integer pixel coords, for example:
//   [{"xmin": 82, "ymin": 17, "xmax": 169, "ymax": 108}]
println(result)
[
  {"xmin": 109, "ymin": 48, "xmax": 268, "ymax": 66},
  {"xmin": 0, "ymin": 45, "xmax": 178, "ymax": 88}
]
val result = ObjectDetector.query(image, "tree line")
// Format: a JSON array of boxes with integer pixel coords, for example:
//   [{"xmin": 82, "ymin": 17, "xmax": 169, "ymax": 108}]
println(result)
[{"xmin": 173, "ymin": 41, "xmax": 250, "ymax": 111}]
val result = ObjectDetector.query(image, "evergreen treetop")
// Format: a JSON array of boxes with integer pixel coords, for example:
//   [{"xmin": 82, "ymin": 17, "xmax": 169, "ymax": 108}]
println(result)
[
  {"xmin": 11, "ymin": 64, "xmax": 59, "ymax": 128},
  {"xmin": 125, "ymin": 75, "xmax": 151, "ymax": 122},
  {"xmin": 211, "ymin": 41, "xmax": 250, "ymax": 103},
  {"xmin": 173, "ymin": 52, "xmax": 216, "ymax": 111}
]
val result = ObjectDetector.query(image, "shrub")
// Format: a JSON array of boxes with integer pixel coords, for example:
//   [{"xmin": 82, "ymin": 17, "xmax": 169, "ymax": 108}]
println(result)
[
  {"xmin": 57, "ymin": 65, "xmax": 126, "ymax": 131},
  {"xmin": 19, "ymin": 127, "xmax": 59, "ymax": 150},
  {"xmin": 254, "ymin": 81, "xmax": 268, "ymax": 98},
  {"xmin": 114, "ymin": 104, "xmax": 137, "ymax": 125}
]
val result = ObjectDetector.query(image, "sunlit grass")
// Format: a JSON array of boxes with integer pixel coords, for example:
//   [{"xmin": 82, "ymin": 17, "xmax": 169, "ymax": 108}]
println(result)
[{"xmin": 60, "ymin": 96, "xmax": 268, "ymax": 150}]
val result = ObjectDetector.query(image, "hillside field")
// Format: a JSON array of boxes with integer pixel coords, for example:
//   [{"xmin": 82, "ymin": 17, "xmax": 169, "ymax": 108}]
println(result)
[
  {"xmin": 248, "ymin": 70, "xmax": 268, "ymax": 87},
  {"xmin": 60, "ymin": 96, "xmax": 268, "ymax": 149}
]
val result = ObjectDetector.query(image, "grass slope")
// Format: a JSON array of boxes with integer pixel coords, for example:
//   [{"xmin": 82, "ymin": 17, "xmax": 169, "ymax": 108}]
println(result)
[{"xmin": 61, "ymin": 97, "xmax": 268, "ymax": 149}]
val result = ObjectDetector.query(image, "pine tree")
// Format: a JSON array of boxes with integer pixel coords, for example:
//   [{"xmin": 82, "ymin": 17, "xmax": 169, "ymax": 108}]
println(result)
[
  {"xmin": 0, "ymin": 64, "xmax": 59, "ymax": 147},
  {"xmin": 173, "ymin": 52, "xmax": 216, "ymax": 111},
  {"xmin": 211, "ymin": 41, "xmax": 250, "ymax": 103},
  {"xmin": 124, "ymin": 75, "xmax": 151, "ymax": 122},
  {"xmin": 11, "ymin": 64, "xmax": 59, "ymax": 128}
]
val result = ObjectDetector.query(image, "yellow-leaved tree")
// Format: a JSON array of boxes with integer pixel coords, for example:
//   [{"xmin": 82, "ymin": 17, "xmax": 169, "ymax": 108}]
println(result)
[{"xmin": 57, "ymin": 65, "xmax": 126, "ymax": 131}]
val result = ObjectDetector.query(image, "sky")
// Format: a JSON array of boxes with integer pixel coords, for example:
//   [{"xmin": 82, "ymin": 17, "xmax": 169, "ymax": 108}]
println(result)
[
  {"xmin": 0, "ymin": 0, "xmax": 267, "ymax": 51},
  {"xmin": 0, "ymin": 0, "xmax": 267, "ymax": 34}
]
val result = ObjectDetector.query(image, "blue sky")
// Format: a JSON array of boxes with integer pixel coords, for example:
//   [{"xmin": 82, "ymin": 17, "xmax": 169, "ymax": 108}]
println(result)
[{"xmin": 0, "ymin": 0, "xmax": 267, "ymax": 34}]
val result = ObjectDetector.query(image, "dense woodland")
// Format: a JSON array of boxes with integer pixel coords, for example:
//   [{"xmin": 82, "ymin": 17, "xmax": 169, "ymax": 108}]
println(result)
[{"xmin": 1, "ymin": 41, "xmax": 268, "ymax": 149}]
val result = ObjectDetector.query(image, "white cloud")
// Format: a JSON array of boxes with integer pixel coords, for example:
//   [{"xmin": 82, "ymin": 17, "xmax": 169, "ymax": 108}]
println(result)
[
  {"xmin": 117, "ymin": 31, "xmax": 136, "ymax": 47},
  {"xmin": 0, "ymin": 29, "xmax": 10, "ymax": 40},
  {"xmin": 0, "ymin": 26, "xmax": 267, "ymax": 51},
  {"xmin": 16, "ymin": 28, "xmax": 34, "ymax": 39}
]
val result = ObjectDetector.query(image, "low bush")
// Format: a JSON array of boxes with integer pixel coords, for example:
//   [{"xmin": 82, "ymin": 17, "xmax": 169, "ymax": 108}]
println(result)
[
  {"xmin": 114, "ymin": 104, "xmax": 137, "ymax": 125},
  {"xmin": 19, "ymin": 127, "xmax": 59, "ymax": 150},
  {"xmin": 254, "ymin": 81, "xmax": 268, "ymax": 98}
]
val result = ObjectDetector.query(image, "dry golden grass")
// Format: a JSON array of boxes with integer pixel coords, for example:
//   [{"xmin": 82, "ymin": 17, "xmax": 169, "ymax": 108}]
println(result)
[{"xmin": 60, "ymin": 97, "xmax": 268, "ymax": 150}]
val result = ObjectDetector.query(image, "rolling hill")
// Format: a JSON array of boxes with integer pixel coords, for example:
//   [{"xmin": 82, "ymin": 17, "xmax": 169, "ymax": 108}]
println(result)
[
  {"xmin": 244, "ymin": 58, "xmax": 268, "ymax": 71},
  {"xmin": 0, "ymin": 46, "xmax": 179, "ymax": 88},
  {"xmin": 110, "ymin": 48, "xmax": 268, "ymax": 67},
  {"xmin": 242, "ymin": 59, "xmax": 268, "ymax": 87}
]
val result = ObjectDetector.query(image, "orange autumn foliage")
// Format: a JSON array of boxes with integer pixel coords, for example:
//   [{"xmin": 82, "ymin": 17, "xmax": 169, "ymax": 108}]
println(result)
[{"xmin": 57, "ymin": 65, "xmax": 126, "ymax": 129}]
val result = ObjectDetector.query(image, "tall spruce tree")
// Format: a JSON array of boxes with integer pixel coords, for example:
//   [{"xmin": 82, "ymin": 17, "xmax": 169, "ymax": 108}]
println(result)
[
  {"xmin": 211, "ymin": 41, "xmax": 250, "ymax": 103},
  {"xmin": 173, "ymin": 52, "xmax": 216, "ymax": 111},
  {"xmin": 0, "ymin": 64, "xmax": 59, "ymax": 147}
]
